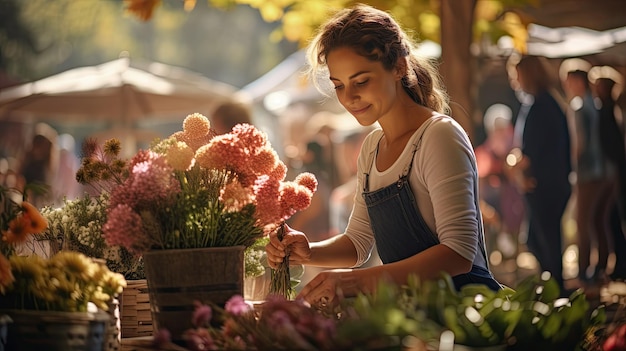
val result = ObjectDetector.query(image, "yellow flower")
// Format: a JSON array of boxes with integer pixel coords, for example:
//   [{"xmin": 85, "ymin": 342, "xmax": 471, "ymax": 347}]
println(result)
[
  {"xmin": 0, "ymin": 253, "xmax": 14, "ymax": 294},
  {"xmin": 9, "ymin": 255, "xmax": 47, "ymax": 293},
  {"xmin": 183, "ymin": 113, "xmax": 211, "ymax": 140},
  {"xmin": 50, "ymin": 251, "xmax": 95, "ymax": 283},
  {"xmin": 166, "ymin": 140, "xmax": 195, "ymax": 171}
]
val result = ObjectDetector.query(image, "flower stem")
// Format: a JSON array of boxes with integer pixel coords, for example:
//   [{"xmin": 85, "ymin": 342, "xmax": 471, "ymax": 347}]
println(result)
[{"xmin": 269, "ymin": 222, "xmax": 291, "ymax": 299}]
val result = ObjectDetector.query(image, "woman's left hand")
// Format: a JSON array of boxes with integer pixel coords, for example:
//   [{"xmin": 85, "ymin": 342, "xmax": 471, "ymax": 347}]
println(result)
[{"xmin": 296, "ymin": 268, "xmax": 357, "ymax": 308}]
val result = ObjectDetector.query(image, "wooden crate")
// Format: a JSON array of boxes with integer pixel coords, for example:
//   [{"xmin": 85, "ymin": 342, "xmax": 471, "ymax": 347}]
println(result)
[{"xmin": 120, "ymin": 279, "xmax": 153, "ymax": 338}]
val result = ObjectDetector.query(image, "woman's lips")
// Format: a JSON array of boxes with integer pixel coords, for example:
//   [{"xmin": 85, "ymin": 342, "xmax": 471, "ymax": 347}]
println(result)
[{"xmin": 350, "ymin": 105, "xmax": 370, "ymax": 115}]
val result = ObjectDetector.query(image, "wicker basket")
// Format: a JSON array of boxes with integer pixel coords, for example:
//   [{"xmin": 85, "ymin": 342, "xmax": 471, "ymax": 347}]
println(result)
[
  {"xmin": 105, "ymin": 298, "xmax": 121, "ymax": 351},
  {"xmin": 119, "ymin": 280, "xmax": 153, "ymax": 338},
  {"xmin": 2, "ymin": 309, "xmax": 110, "ymax": 351}
]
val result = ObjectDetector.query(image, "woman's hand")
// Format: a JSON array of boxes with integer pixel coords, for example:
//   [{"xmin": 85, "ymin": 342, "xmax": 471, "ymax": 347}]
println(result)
[
  {"xmin": 265, "ymin": 224, "xmax": 311, "ymax": 269},
  {"xmin": 296, "ymin": 269, "xmax": 358, "ymax": 308}
]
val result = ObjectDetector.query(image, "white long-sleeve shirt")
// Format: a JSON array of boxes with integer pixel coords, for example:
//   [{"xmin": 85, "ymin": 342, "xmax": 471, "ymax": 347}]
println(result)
[{"xmin": 344, "ymin": 115, "xmax": 489, "ymax": 270}]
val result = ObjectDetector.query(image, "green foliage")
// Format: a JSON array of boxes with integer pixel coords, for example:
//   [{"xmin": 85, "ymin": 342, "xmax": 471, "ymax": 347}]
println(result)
[
  {"xmin": 409, "ymin": 273, "xmax": 593, "ymax": 349},
  {"xmin": 40, "ymin": 193, "xmax": 144, "ymax": 280},
  {"xmin": 336, "ymin": 272, "xmax": 595, "ymax": 350}
]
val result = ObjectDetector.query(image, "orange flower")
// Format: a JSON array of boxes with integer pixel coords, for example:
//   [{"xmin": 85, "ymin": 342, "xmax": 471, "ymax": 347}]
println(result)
[
  {"xmin": 20, "ymin": 201, "xmax": 48, "ymax": 234},
  {"xmin": 3, "ymin": 216, "xmax": 31, "ymax": 244},
  {"xmin": 2, "ymin": 201, "xmax": 47, "ymax": 244},
  {"xmin": 124, "ymin": 0, "xmax": 161, "ymax": 21},
  {"xmin": 0, "ymin": 253, "xmax": 14, "ymax": 294}
]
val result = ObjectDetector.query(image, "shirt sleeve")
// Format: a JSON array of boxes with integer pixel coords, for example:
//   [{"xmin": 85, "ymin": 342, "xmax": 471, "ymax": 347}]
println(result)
[
  {"xmin": 343, "ymin": 129, "xmax": 381, "ymax": 267},
  {"xmin": 414, "ymin": 118, "xmax": 480, "ymax": 262}
]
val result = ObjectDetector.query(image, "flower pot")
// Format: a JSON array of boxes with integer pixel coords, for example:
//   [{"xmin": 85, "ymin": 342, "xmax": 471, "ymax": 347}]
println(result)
[
  {"xmin": 1, "ymin": 309, "xmax": 110, "ymax": 351},
  {"xmin": 244, "ymin": 268, "xmax": 271, "ymax": 302},
  {"xmin": 143, "ymin": 246, "xmax": 244, "ymax": 342}
]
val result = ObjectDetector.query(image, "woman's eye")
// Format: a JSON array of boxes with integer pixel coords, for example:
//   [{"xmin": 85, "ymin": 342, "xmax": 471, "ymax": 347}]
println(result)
[
  {"xmin": 333, "ymin": 85, "xmax": 344, "ymax": 90},
  {"xmin": 355, "ymin": 79, "xmax": 369, "ymax": 86}
]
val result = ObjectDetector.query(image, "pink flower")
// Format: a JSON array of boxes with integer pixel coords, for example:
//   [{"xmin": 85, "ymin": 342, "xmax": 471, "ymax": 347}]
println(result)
[
  {"xmin": 102, "ymin": 204, "xmax": 150, "ymax": 255},
  {"xmin": 220, "ymin": 180, "xmax": 253, "ymax": 212},
  {"xmin": 295, "ymin": 172, "xmax": 318, "ymax": 193},
  {"xmin": 224, "ymin": 295, "xmax": 251, "ymax": 316},
  {"xmin": 129, "ymin": 154, "xmax": 180, "ymax": 206},
  {"xmin": 195, "ymin": 135, "xmax": 247, "ymax": 176},
  {"xmin": 248, "ymin": 147, "xmax": 278, "ymax": 178},
  {"xmin": 152, "ymin": 328, "xmax": 171, "ymax": 348},
  {"xmin": 270, "ymin": 161, "xmax": 288, "ymax": 182},
  {"xmin": 191, "ymin": 302, "xmax": 213, "ymax": 327},
  {"xmin": 184, "ymin": 328, "xmax": 217, "ymax": 351},
  {"xmin": 253, "ymin": 175, "xmax": 282, "ymax": 226},
  {"xmin": 231, "ymin": 123, "xmax": 269, "ymax": 150},
  {"xmin": 279, "ymin": 182, "xmax": 314, "ymax": 219}
]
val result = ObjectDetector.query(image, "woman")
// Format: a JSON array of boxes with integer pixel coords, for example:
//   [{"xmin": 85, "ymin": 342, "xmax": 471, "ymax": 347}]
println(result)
[{"xmin": 266, "ymin": 5, "xmax": 501, "ymax": 306}]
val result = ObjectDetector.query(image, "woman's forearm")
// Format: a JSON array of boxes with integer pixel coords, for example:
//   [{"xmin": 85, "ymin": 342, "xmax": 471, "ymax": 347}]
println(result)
[
  {"xmin": 308, "ymin": 234, "xmax": 359, "ymax": 268},
  {"xmin": 352, "ymin": 244, "xmax": 472, "ymax": 293}
]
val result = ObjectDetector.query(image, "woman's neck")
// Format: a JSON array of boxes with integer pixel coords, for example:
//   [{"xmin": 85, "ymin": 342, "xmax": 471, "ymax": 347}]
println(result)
[{"xmin": 379, "ymin": 101, "xmax": 434, "ymax": 145}]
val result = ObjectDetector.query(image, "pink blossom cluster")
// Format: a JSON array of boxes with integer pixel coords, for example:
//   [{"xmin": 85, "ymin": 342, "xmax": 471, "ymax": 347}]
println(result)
[
  {"xmin": 103, "ymin": 150, "xmax": 180, "ymax": 254},
  {"xmin": 177, "ymin": 294, "xmax": 337, "ymax": 351},
  {"xmin": 195, "ymin": 123, "xmax": 279, "ymax": 188},
  {"xmin": 101, "ymin": 112, "xmax": 318, "ymax": 254},
  {"xmin": 177, "ymin": 113, "xmax": 318, "ymax": 228},
  {"xmin": 254, "ymin": 172, "xmax": 318, "ymax": 227}
]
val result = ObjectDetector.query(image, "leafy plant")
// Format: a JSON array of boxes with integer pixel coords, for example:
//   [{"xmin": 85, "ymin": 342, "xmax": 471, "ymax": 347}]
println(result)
[{"xmin": 40, "ymin": 192, "xmax": 144, "ymax": 280}]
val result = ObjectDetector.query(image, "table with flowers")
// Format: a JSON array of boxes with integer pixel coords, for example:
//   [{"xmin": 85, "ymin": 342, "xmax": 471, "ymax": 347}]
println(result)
[{"xmin": 2, "ymin": 111, "xmax": 625, "ymax": 351}]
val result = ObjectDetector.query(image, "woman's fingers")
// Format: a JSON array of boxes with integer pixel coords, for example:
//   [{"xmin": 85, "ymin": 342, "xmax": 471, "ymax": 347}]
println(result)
[
  {"xmin": 297, "ymin": 273, "xmax": 335, "ymax": 306},
  {"xmin": 265, "ymin": 239, "xmax": 285, "ymax": 268}
]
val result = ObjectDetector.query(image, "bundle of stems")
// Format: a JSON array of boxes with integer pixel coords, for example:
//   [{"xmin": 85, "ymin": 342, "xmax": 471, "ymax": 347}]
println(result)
[{"xmin": 269, "ymin": 222, "xmax": 292, "ymax": 299}]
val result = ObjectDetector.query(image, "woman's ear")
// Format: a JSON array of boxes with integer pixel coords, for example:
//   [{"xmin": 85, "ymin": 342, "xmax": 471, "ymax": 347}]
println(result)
[{"xmin": 394, "ymin": 57, "xmax": 408, "ymax": 80}]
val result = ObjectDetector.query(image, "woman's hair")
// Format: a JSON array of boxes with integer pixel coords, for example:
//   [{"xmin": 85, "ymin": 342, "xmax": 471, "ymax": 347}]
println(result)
[{"xmin": 306, "ymin": 4, "xmax": 449, "ymax": 114}]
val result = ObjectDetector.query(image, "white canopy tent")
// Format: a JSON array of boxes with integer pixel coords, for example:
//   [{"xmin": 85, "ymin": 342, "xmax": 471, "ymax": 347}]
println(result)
[
  {"xmin": 0, "ymin": 56, "xmax": 238, "ymax": 124},
  {"xmin": 0, "ymin": 56, "xmax": 239, "ymax": 154}
]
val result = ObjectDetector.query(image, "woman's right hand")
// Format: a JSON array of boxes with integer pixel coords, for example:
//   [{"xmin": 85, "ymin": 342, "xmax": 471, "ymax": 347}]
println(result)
[{"xmin": 265, "ymin": 224, "xmax": 312, "ymax": 269}]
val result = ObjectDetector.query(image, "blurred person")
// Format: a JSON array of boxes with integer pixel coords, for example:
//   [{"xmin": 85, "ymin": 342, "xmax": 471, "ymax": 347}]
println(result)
[
  {"xmin": 209, "ymin": 99, "xmax": 253, "ymax": 134},
  {"xmin": 266, "ymin": 5, "xmax": 502, "ymax": 308},
  {"xmin": 52, "ymin": 133, "xmax": 82, "ymax": 202},
  {"xmin": 287, "ymin": 115, "xmax": 336, "ymax": 289},
  {"xmin": 18, "ymin": 123, "xmax": 59, "ymax": 208},
  {"xmin": 591, "ymin": 70, "xmax": 626, "ymax": 280},
  {"xmin": 474, "ymin": 103, "xmax": 524, "ymax": 258},
  {"xmin": 288, "ymin": 138, "xmax": 333, "ymax": 242},
  {"xmin": 562, "ymin": 65, "xmax": 614, "ymax": 286},
  {"xmin": 288, "ymin": 137, "xmax": 333, "ymax": 291},
  {"xmin": 329, "ymin": 127, "xmax": 382, "ymax": 268},
  {"xmin": 506, "ymin": 55, "xmax": 572, "ymax": 292}
]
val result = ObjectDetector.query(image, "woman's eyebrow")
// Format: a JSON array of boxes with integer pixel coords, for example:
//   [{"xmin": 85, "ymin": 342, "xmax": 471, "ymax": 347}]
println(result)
[{"xmin": 329, "ymin": 70, "xmax": 370, "ymax": 82}]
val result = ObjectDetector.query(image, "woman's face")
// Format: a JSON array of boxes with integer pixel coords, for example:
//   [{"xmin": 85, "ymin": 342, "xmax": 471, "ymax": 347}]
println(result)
[{"xmin": 326, "ymin": 47, "xmax": 401, "ymax": 126}]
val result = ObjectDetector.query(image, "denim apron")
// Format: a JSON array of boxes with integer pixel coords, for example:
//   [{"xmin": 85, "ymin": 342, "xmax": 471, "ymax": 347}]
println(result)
[{"xmin": 362, "ymin": 128, "xmax": 502, "ymax": 291}]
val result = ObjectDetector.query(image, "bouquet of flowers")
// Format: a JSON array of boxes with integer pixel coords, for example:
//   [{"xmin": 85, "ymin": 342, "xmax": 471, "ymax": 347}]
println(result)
[
  {"xmin": 0, "ymin": 186, "xmax": 48, "ymax": 260},
  {"xmin": 1, "ymin": 251, "xmax": 126, "ymax": 312},
  {"xmin": 0, "ymin": 184, "xmax": 48, "ymax": 292},
  {"xmin": 159, "ymin": 280, "xmax": 443, "ymax": 351},
  {"xmin": 1, "ymin": 184, "xmax": 124, "ymax": 313},
  {"xmin": 40, "ymin": 192, "xmax": 144, "ymax": 280},
  {"xmin": 98, "ymin": 112, "xmax": 316, "ymax": 258}
]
